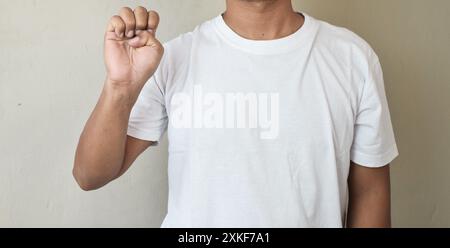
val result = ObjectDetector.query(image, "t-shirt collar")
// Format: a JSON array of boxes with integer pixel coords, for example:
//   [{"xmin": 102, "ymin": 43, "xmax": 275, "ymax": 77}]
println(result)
[{"xmin": 212, "ymin": 12, "xmax": 316, "ymax": 55}]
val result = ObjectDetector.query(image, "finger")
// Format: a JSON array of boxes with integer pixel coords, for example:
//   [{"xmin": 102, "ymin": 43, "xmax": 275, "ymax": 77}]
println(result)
[
  {"xmin": 134, "ymin": 6, "xmax": 149, "ymax": 30},
  {"xmin": 119, "ymin": 7, "xmax": 136, "ymax": 38},
  {"xmin": 107, "ymin": 15, "xmax": 126, "ymax": 38},
  {"xmin": 147, "ymin": 10, "xmax": 160, "ymax": 34},
  {"xmin": 128, "ymin": 30, "xmax": 162, "ymax": 49}
]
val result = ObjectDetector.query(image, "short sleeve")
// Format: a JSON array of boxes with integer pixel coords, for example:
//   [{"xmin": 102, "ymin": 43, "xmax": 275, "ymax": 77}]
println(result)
[
  {"xmin": 127, "ymin": 71, "xmax": 168, "ymax": 144},
  {"xmin": 350, "ymin": 58, "xmax": 399, "ymax": 167}
]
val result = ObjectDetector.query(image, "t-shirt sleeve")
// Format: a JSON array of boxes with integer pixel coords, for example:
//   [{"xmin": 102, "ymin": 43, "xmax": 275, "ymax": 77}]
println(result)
[
  {"xmin": 350, "ymin": 57, "xmax": 399, "ymax": 168},
  {"xmin": 127, "ymin": 71, "xmax": 168, "ymax": 144}
]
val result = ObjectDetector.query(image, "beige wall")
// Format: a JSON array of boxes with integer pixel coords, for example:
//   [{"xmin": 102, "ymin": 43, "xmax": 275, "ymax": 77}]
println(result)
[
  {"xmin": 0, "ymin": 0, "xmax": 449, "ymax": 227},
  {"xmin": 345, "ymin": 0, "xmax": 450, "ymax": 227}
]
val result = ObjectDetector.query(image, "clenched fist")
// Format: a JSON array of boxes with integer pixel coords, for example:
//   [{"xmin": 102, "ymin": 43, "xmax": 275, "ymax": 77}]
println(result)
[{"xmin": 105, "ymin": 7, "xmax": 164, "ymax": 87}]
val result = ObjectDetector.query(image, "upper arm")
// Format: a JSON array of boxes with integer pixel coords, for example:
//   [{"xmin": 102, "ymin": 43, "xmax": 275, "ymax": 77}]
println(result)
[
  {"xmin": 119, "ymin": 62, "xmax": 168, "ymax": 178},
  {"xmin": 346, "ymin": 53, "xmax": 396, "ymax": 227},
  {"xmin": 115, "ymin": 135, "xmax": 155, "ymax": 178},
  {"xmin": 127, "ymin": 65, "xmax": 168, "ymax": 144},
  {"xmin": 350, "ymin": 54, "xmax": 398, "ymax": 168},
  {"xmin": 120, "ymin": 76, "xmax": 167, "ymax": 178},
  {"xmin": 347, "ymin": 162, "xmax": 391, "ymax": 227},
  {"xmin": 348, "ymin": 162, "xmax": 391, "ymax": 197}
]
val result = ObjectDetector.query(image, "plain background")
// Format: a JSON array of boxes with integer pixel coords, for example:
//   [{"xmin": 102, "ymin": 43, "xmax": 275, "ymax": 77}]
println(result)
[{"xmin": 0, "ymin": 0, "xmax": 449, "ymax": 227}]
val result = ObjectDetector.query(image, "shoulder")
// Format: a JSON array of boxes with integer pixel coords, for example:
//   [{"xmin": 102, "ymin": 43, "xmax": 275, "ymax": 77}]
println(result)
[
  {"xmin": 162, "ymin": 15, "xmax": 221, "ymax": 53},
  {"xmin": 159, "ymin": 17, "xmax": 217, "ymax": 67},
  {"xmin": 311, "ymin": 16, "xmax": 380, "ymax": 68},
  {"xmin": 154, "ymin": 18, "xmax": 216, "ymax": 87},
  {"xmin": 161, "ymin": 31, "xmax": 193, "ymax": 65},
  {"xmin": 163, "ymin": 31, "xmax": 194, "ymax": 53},
  {"xmin": 154, "ymin": 29, "xmax": 194, "ymax": 83}
]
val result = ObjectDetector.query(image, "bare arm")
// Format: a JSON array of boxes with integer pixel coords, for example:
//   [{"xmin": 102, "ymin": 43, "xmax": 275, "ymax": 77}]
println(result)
[
  {"xmin": 73, "ymin": 84, "xmax": 153, "ymax": 191},
  {"xmin": 73, "ymin": 6, "xmax": 164, "ymax": 191},
  {"xmin": 347, "ymin": 162, "xmax": 391, "ymax": 228}
]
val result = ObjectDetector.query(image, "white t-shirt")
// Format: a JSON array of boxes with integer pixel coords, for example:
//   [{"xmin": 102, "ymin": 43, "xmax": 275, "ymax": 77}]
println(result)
[{"xmin": 127, "ymin": 13, "xmax": 399, "ymax": 228}]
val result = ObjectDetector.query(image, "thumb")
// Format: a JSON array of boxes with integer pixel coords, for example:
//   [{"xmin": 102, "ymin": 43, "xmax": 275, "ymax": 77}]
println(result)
[{"xmin": 127, "ymin": 30, "xmax": 161, "ymax": 49}]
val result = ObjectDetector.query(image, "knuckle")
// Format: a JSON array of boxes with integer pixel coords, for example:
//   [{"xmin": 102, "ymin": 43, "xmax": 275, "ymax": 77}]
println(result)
[
  {"xmin": 119, "ymin": 6, "xmax": 133, "ymax": 13},
  {"xmin": 110, "ymin": 15, "xmax": 120, "ymax": 21},
  {"xmin": 148, "ymin": 10, "xmax": 159, "ymax": 16},
  {"xmin": 148, "ymin": 10, "xmax": 160, "ymax": 19},
  {"xmin": 135, "ymin": 6, "xmax": 147, "ymax": 13},
  {"xmin": 147, "ymin": 11, "xmax": 160, "ymax": 27}
]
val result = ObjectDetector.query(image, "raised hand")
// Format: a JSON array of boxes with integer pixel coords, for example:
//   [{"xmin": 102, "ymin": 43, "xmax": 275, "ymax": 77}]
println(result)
[{"xmin": 104, "ymin": 7, "xmax": 164, "ymax": 87}]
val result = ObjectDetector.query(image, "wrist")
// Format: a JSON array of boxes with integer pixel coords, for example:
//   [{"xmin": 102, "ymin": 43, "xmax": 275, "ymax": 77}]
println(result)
[{"xmin": 103, "ymin": 79, "xmax": 142, "ymax": 109}]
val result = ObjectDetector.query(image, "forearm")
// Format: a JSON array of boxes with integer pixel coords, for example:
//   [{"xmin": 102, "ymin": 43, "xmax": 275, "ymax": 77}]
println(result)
[{"xmin": 73, "ymin": 81, "xmax": 139, "ymax": 190}]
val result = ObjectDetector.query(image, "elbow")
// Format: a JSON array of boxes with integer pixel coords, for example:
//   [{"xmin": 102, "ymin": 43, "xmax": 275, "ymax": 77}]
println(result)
[{"xmin": 72, "ymin": 165, "xmax": 102, "ymax": 191}]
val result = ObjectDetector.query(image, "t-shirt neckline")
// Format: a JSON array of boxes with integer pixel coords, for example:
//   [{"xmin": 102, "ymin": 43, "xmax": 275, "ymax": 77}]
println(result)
[{"xmin": 212, "ymin": 13, "xmax": 315, "ymax": 55}]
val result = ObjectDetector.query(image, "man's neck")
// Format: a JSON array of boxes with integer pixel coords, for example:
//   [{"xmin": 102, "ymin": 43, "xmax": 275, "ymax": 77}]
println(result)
[{"xmin": 223, "ymin": 0, "xmax": 304, "ymax": 40}]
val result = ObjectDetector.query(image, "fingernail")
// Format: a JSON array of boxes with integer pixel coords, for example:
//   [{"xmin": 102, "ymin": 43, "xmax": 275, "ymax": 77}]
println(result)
[{"xmin": 127, "ymin": 31, "xmax": 134, "ymax": 38}]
